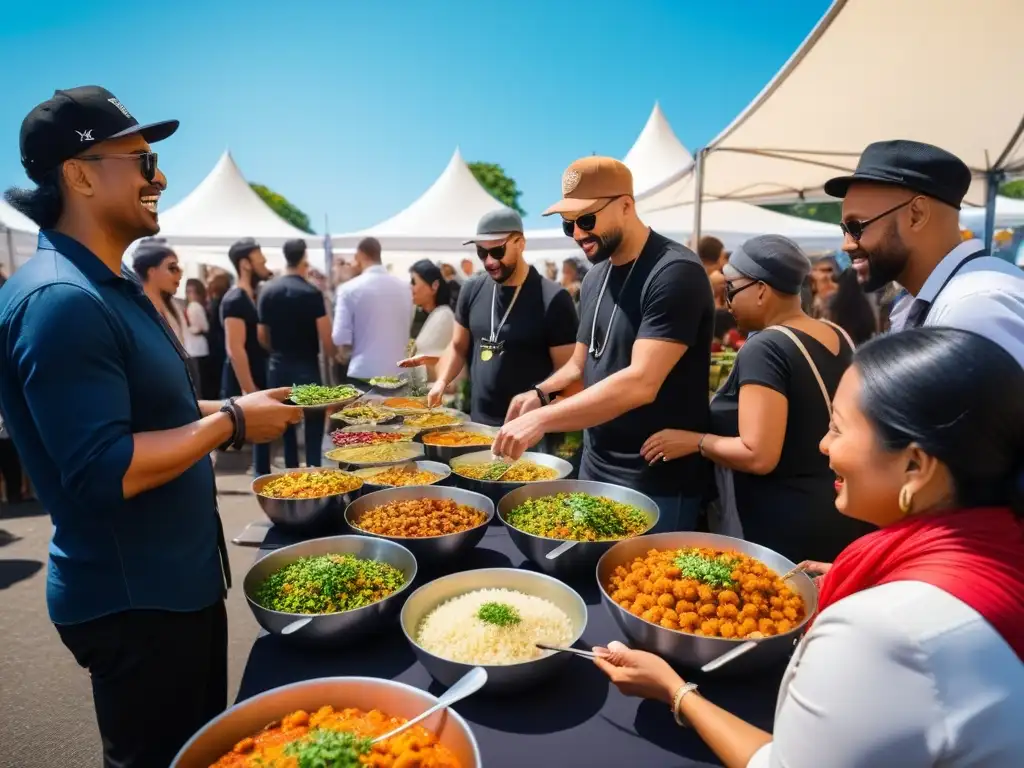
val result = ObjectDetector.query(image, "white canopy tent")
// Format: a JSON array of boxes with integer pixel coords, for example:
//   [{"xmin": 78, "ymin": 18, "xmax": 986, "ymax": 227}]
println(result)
[
  {"xmin": 525, "ymin": 103, "xmax": 844, "ymax": 253},
  {"xmin": 147, "ymin": 151, "xmax": 324, "ymax": 273},
  {"xmin": 961, "ymin": 196, "xmax": 1024, "ymax": 231},
  {"xmin": 0, "ymin": 198, "xmax": 39, "ymax": 274},
  {"xmin": 332, "ymin": 148, "xmax": 514, "ymax": 272},
  {"xmin": 624, "ymin": 102, "xmax": 693, "ymax": 196},
  {"xmin": 636, "ymin": 0, "xmax": 1024, "ymax": 251}
]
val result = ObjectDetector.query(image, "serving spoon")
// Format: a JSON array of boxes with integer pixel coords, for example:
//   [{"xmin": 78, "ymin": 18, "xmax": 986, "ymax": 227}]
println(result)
[{"xmin": 371, "ymin": 666, "xmax": 488, "ymax": 744}]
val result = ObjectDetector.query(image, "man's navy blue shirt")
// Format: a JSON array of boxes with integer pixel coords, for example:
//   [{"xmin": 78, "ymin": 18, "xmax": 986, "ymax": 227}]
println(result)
[{"xmin": 0, "ymin": 231, "xmax": 224, "ymax": 625}]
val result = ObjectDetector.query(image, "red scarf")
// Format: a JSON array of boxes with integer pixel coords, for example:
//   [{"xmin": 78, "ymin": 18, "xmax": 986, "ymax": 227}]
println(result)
[{"xmin": 815, "ymin": 507, "xmax": 1024, "ymax": 661}]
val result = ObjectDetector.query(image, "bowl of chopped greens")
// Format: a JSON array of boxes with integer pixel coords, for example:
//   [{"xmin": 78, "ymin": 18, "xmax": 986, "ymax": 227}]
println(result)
[
  {"xmin": 243, "ymin": 534, "xmax": 418, "ymax": 645},
  {"xmin": 497, "ymin": 481, "xmax": 659, "ymax": 580},
  {"xmin": 367, "ymin": 375, "xmax": 408, "ymax": 390},
  {"xmin": 252, "ymin": 468, "xmax": 365, "ymax": 531},
  {"xmin": 596, "ymin": 531, "xmax": 816, "ymax": 673},
  {"xmin": 171, "ymin": 676, "xmax": 482, "ymax": 768},
  {"xmin": 285, "ymin": 383, "xmax": 362, "ymax": 409}
]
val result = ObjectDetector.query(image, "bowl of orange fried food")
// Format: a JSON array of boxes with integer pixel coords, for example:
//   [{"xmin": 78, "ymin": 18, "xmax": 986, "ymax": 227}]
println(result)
[
  {"xmin": 170, "ymin": 676, "xmax": 481, "ymax": 767},
  {"xmin": 597, "ymin": 532, "xmax": 817, "ymax": 674}
]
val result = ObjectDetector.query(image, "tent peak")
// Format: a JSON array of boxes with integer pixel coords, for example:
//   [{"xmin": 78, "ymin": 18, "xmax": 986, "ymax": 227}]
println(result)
[{"xmin": 624, "ymin": 102, "xmax": 693, "ymax": 196}]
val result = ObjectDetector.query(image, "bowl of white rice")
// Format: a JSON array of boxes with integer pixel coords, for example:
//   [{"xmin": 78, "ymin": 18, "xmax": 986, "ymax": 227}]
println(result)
[{"xmin": 400, "ymin": 568, "xmax": 588, "ymax": 694}]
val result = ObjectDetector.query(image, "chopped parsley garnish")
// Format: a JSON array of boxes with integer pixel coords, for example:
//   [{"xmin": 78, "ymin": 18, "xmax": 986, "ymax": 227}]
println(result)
[
  {"xmin": 674, "ymin": 549, "xmax": 737, "ymax": 588},
  {"xmin": 477, "ymin": 602, "xmax": 522, "ymax": 627}
]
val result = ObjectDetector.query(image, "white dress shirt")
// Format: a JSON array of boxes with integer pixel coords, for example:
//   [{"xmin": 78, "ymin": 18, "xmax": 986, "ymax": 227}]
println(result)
[
  {"xmin": 747, "ymin": 581, "xmax": 1024, "ymax": 768},
  {"xmin": 889, "ymin": 239, "xmax": 1024, "ymax": 367},
  {"xmin": 332, "ymin": 264, "xmax": 413, "ymax": 380}
]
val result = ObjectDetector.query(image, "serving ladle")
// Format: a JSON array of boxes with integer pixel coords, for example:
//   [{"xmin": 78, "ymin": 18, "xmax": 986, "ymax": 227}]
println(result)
[{"xmin": 371, "ymin": 666, "xmax": 488, "ymax": 744}]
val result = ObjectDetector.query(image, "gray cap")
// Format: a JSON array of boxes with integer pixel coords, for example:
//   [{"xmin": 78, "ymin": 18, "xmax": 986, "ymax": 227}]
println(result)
[
  {"xmin": 464, "ymin": 208, "xmax": 524, "ymax": 245},
  {"xmin": 727, "ymin": 235, "xmax": 810, "ymax": 295}
]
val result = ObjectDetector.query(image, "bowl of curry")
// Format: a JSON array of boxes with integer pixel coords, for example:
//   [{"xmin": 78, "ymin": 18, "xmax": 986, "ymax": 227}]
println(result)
[{"xmin": 170, "ymin": 676, "xmax": 481, "ymax": 767}]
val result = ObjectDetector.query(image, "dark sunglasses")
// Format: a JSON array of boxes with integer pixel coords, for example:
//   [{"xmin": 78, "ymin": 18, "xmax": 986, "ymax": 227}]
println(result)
[
  {"xmin": 77, "ymin": 152, "xmax": 159, "ymax": 183},
  {"xmin": 726, "ymin": 280, "xmax": 759, "ymax": 304},
  {"xmin": 561, "ymin": 197, "xmax": 618, "ymax": 237},
  {"xmin": 476, "ymin": 239, "xmax": 510, "ymax": 262},
  {"xmin": 840, "ymin": 198, "xmax": 915, "ymax": 241}
]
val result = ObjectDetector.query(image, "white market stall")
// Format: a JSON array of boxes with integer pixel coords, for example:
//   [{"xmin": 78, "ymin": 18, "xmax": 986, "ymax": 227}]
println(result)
[
  {"xmin": 332, "ymin": 148, "xmax": 518, "ymax": 273},
  {"xmin": 0, "ymin": 198, "xmax": 39, "ymax": 274},
  {"xmin": 636, "ymin": 0, "xmax": 1024, "ymax": 252},
  {"xmin": 144, "ymin": 151, "xmax": 325, "ymax": 274},
  {"xmin": 961, "ymin": 196, "xmax": 1024, "ymax": 231}
]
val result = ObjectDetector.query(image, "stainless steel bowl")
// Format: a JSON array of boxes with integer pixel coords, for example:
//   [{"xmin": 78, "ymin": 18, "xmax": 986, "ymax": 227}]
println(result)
[
  {"xmin": 344, "ymin": 485, "xmax": 493, "ymax": 564},
  {"xmin": 449, "ymin": 450, "xmax": 573, "ymax": 504},
  {"xmin": 326, "ymin": 441, "xmax": 425, "ymax": 469},
  {"xmin": 497, "ymin": 480, "xmax": 659, "ymax": 580},
  {"xmin": 401, "ymin": 568, "xmax": 588, "ymax": 694},
  {"xmin": 417, "ymin": 423, "xmax": 499, "ymax": 462},
  {"xmin": 251, "ymin": 467, "xmax": 364, "ymax": 530},
  {"xmin": 243, "ymin": 535, "xmax": 417, "ymax": 645},
  {"xmin": 350, "ymin": 460, "xmax": 452, "ymax": 494},
  {"xmin": 597, "ymin": 531, "xmax": 818, "ymax": 673},
  {"xmin": 170, "ymin": 676, "xmax": 482, "ymax": 768}
]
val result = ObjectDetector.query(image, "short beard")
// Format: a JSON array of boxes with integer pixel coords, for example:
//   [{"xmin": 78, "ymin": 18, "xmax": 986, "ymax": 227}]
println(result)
[
  {"xmin": 488, "ymin": 258, "xmax": 518, "ymax": 284},
  {"xmin": 856, "ymin": 221, "xmax": 911, "ymax": 293},
  {"xmin": 578, "ymin": 228, "xmax": 624, "ymax": 265}
]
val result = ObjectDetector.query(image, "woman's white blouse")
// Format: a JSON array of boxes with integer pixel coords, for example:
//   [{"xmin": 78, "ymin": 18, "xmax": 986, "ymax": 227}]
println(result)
[
  {"xmin": 183, "ymin": 301, "xmax": 209, "ymax": 358},
  {"xmin": 748, "ymin": 581, "xmax": 1024, "ymax": 768},
  {"xmin": 412, "ymin": 305, "xmax": 455, "ymax": 383}
]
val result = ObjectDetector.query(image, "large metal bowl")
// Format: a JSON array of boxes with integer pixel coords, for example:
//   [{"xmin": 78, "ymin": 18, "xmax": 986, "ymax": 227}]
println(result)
[
  {"xmin": 251, "ymin": 467, "xmax": 364, "ymax": 531},
  {"xmin": 171, "ymin": 676, "xmax": 482, "ymax": 768},
  {"xmin": 417, "ymin": 423, "xmax": 499, "ymax": 462},
  {"xmin": 401, "ymin": 568, "xmax": 588, "ymax": 694},
  {"xmin": 498, "ymin": 480, "xmax": 659, "ymax": 580},
  {"xmin": 449, "ymin": 450, "xmax": 573, "ymax": 505},
  {"xmin": 243, "ymin": 535, "xmax": 417, "ymax": 645},
  {"xmin": 326, "ymin": 441, "xmax": 425, "ymax": 469},
  {"xmin": 350, "ymin": 460, "xmax": 452, "ymax": 494},
  {"xmin": 344, "ymin": 485, "xmax": 493, "ymax": 565},
  {"xmin": 597, "ymin": 531, "xmax": 818, "ymax": 673}
]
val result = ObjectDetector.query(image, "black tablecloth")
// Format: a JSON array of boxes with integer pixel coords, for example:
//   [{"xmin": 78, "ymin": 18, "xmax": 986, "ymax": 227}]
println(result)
[{"xmin": 237, "ymin": 524, "xmax": 784, "ymax": 768}]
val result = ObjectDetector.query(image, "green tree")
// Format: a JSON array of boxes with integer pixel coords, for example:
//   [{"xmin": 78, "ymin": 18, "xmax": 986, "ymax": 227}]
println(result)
[
  {"xmin": 1000, "ymin": 180, "xmax": 1024, "ymax": 199},
  {"xmin": 762, "ymin": 201, "xmax": 843, "ymax": 224},
  {"xmin": 250, "ymin": 183, "xmax": 314, "ymax": 233},
  {"xmin": 468, "ymin": 162, "xmax": 526, "ymax": 216}
]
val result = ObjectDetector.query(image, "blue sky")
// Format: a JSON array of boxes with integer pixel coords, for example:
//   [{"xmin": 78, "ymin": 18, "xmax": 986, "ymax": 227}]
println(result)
[{"xmin": 1, "ymin": 1, "xmax": 830, "ymax": 232}]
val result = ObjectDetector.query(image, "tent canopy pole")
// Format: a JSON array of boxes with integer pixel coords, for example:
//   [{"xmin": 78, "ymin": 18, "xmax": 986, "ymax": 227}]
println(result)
[
  {"xmin": 691, "ymin": 148, "xmax": 707, "ymax": 249},
  {"xmin": 983, "ymin": 169, "xmax": 1004, "ymax": 257}
]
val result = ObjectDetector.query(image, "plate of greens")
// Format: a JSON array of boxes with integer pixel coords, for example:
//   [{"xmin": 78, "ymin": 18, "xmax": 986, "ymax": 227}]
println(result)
[
  {"xmin": 285, "ymin": 384, "xmax": 363, "ymax": 409},
  {"xmin": 368, "ymin": 375, "xmax": 408, "ymax": 390}
]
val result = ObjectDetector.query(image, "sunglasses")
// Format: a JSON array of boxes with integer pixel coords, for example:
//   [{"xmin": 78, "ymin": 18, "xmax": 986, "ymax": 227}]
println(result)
[
  {"xmin": 476, "ymin": 239, "xmax": 510, "ymax": 262},
  {"xmin": 77, "ymin": 152, "xmax": 159, "ymax": 183},
  {"xmin": 725, "ymin": 280, "xmax": 759, "ymax": 304},
  {"xmin": 561, "ymin": 197, "xmax": 619, "ymax": 237},
  {"xmin": 840, "ymin": 198, "xmax": 915, "ymax": 241}
]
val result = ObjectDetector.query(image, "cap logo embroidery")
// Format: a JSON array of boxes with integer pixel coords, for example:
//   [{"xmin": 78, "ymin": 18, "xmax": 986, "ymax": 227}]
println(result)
[
  {"xmin": 562, "ymin": 168, "xmax": 581, "ymax": 196},
  {"xmin": 107, "ymin": 97, "xmax": 133, "ymax": 119},
  {"xmin": 75, "ymin": 129, "xmax": 94, "ymax": 142}
]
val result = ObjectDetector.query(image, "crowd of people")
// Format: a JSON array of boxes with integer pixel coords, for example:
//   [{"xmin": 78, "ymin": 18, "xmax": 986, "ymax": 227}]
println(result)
[{"xmin": 1, "ymin": 85, "xmax": 1023, "ymax": 767}]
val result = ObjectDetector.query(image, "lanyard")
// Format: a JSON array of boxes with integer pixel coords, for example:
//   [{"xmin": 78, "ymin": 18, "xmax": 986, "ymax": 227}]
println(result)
[
  {"xmin": 490, "ymin": 282, "xmax": 523, "ymax": 342},
  {"xmin": 589, "ymin": 257, "xmax": 640, "ymax": 358}
]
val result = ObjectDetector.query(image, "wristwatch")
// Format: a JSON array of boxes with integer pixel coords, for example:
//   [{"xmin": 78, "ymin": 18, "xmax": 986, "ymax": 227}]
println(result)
[{"xmin": 532, "ymin": 386, "xmax": 550, "ymax": 406}]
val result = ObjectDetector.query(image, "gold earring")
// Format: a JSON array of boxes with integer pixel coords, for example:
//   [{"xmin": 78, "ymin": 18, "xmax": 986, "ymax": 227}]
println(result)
[{"xmin": 898, "ymin": 485, "xmax": 914, "ymax": 515}]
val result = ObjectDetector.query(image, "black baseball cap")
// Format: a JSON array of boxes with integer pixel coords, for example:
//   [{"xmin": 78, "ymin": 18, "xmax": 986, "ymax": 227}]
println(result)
[
  {"xmin": 19, "ymin": 86, "xmax": 179, "ymax": 183},
  {"xmin": 824, "ymin": 139, "xmax": 972, "ymax": 210}
]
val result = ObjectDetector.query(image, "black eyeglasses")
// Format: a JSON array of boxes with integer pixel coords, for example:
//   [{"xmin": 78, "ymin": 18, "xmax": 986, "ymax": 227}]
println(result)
[
  {"xmin": 840, "ymin": 198, "xmax": 915, "ymax": 241},
  {"xmin": 476, "ymin": 239, "xmax": 510, "ymax": 262},
  {"xmin": 561, "ymin": 197, "xmax": 619, "ymax": 237},
  {"xmin": 77, "ymin": 152, "xmax": 159, "ymax": 183},
  {"xmin": 725, "ymin": 280, "xmax": 759, "ymax": 304}
]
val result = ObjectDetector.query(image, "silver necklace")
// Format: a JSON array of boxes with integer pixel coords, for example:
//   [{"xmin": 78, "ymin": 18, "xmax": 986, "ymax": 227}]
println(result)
[{"xmin": 589, "ymin": 257, "xmax": 640, "ymax": 359}]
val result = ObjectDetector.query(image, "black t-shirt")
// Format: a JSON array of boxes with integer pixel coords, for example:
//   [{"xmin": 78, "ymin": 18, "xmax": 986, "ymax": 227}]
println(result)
[
  {"xmin": 709, "ymin": 326, "xmax": 874, "ymax": 562},
  {"xmin": 455, "ymin": 266, "xmax": 578, "ymax": 426},
  {"xmin": 257, "ymin": 274, "xmax": 326, "ymax": 363},
  {"xmin": 578, "ymin": 230, "xmax": 714, "ymax": 496},
  {"xmin": 220, "ymin": 286, "xmax": 267, "ymax": 393}
]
